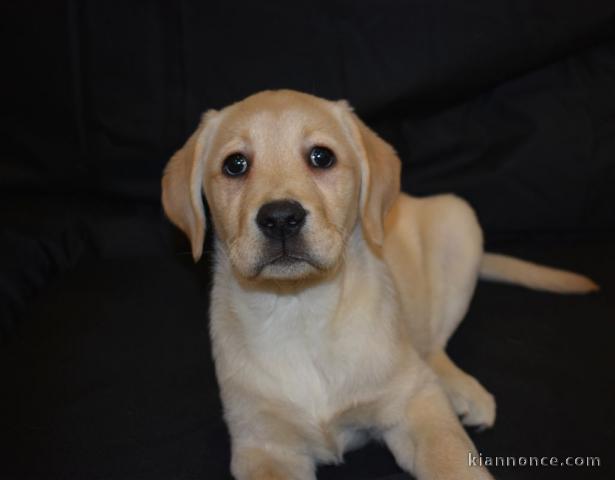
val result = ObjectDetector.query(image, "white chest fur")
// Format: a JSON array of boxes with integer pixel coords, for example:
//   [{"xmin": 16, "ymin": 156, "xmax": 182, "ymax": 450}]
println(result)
[{"xmin": 235, "ymin": 283, "xmax": 339, "ymax": 417}]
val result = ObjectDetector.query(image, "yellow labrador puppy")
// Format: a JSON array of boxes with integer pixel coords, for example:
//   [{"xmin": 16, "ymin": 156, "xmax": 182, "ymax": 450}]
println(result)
[{"xmin": 162, "ymin": 90, "xmax": 597, "ymax": 480}]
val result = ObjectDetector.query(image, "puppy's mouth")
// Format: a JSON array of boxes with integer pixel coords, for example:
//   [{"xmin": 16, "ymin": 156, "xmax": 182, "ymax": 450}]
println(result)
[
  {"xmin": 269, "ymin": 254, "xmax": 306, "ymax": 265},
  {"xmin": 254, "ymin": 243, "xmax": 323, "ymax": 277}
]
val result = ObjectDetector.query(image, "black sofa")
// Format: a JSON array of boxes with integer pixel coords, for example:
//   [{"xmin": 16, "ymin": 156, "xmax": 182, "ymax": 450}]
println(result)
[{"xmin": 1, "ymin": 2, "xmax": 614, "ymax": 479}]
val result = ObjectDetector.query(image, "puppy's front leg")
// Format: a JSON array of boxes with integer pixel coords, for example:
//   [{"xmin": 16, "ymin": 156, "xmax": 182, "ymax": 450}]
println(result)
[
  {"xmin": 231, "ymin": 444, "xmax": 315, "ymax": 480},
  {"xmin": 384, "ymin": 384, "xmax": 493, "ymax": 480},
  {"xmin": 228, "ymin": 409, "xmax": 317, "ymax": 480}
]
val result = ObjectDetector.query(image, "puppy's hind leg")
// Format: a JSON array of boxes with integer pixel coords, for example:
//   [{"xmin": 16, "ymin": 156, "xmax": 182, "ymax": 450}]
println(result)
[
  {"xmin": 428, "ymin": 351, "xmax": 495, "ymax": 430},
  {"xmin": 418, "ymin": 199, "xmax": 495, "ymax": 429},
  {"xmin": 426, "ymin": 265, "xmax": 496, "ymax": 430}
]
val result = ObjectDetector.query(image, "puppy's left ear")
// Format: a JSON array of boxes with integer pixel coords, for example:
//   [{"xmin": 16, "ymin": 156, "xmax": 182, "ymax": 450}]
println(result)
[
  {"xmin": 161, "ymin": 110, "xmax": 218, "ymax": 262},
  {"xmin": 337, "ymin": 101, "xmax": 401, "ymax": 250}
]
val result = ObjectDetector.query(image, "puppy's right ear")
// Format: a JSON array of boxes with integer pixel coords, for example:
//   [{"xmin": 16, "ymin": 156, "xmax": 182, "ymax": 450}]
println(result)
[
  {"xmin": 161, "ymin": 110, "xmax": 218, "ymax": 262},
  {"xmin": 335, "ymin": 101, "xmax": 401, "ymax": 252}
]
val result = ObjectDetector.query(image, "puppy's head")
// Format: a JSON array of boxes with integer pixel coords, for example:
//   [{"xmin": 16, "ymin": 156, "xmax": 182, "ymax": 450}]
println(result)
[{"xmin": 162, "ymin": 90, "xmax": 400, "ymax": 281}]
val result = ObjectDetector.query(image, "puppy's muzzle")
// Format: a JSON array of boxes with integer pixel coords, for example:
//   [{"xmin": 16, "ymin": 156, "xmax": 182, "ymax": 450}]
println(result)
[{"xmin": 256, "ymin": 200, "xmax": 307, "ymax": 240}]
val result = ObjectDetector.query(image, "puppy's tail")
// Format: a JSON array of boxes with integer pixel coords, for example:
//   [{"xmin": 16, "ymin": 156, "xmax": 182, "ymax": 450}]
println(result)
[{"xmin": 480, "ymin": 253, "xmax": 599, "ymax": 294}]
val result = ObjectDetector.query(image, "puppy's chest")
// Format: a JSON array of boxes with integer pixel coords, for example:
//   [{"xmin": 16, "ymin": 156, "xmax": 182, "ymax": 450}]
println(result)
[
  {"xmin": 253, "ymin": 322, "xmax": 336, "ymax": 414},
  {"xmin": 235, "ymin": 291, "xmax": 399, "ymax": 419}
]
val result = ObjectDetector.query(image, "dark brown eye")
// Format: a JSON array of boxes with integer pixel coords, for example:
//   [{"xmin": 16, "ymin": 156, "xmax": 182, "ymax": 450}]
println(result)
[
  {"xmin": 308, "ymin": 146, "xmax": 336, "ymax": 169},
  {"xmin": 223, "ymin": 153, "xmax": 249, "ymax": 177}
]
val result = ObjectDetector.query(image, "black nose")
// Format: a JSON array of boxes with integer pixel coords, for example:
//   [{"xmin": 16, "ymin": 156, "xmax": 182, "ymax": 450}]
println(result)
[{"xmin": 256, "ymin": 200, "xmax": 307, "ymax": 240}]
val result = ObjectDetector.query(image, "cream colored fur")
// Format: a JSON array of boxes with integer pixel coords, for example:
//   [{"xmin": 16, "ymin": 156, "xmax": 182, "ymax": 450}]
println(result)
[{"xmin": 161, "ymin": 90, "xmax": 598, "ymax": 480}]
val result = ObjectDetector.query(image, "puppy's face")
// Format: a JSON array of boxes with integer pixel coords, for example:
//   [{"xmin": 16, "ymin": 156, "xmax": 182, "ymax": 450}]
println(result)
[
  {"xmin": 204, "ymin": 93, "xmax": 360, "ymax": 279},
  {"xmin": 162, "ymin": 90, "xmax": 400, "ymax": 282}
]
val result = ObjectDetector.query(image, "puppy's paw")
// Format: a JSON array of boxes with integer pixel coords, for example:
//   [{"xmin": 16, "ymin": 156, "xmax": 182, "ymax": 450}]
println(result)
[{"xmin": 445, "ymin": 375, "xmax": 496, "ymax": 430}]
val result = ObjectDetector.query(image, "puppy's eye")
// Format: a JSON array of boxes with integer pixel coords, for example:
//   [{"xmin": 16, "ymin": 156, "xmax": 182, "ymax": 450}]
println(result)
[
  {"xmin": 308, "ymin": 146, "xmax": 336, "ymax": 169},
  {"xmin": 223, "ymin": 153, "xmax": 249, "ymax": 177}
]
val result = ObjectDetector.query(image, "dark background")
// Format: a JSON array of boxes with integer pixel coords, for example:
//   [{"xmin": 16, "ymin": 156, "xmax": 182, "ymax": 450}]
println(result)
[{"xmin": 1, "ymin": 1, "xmax": 614, "ymax": 479}]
